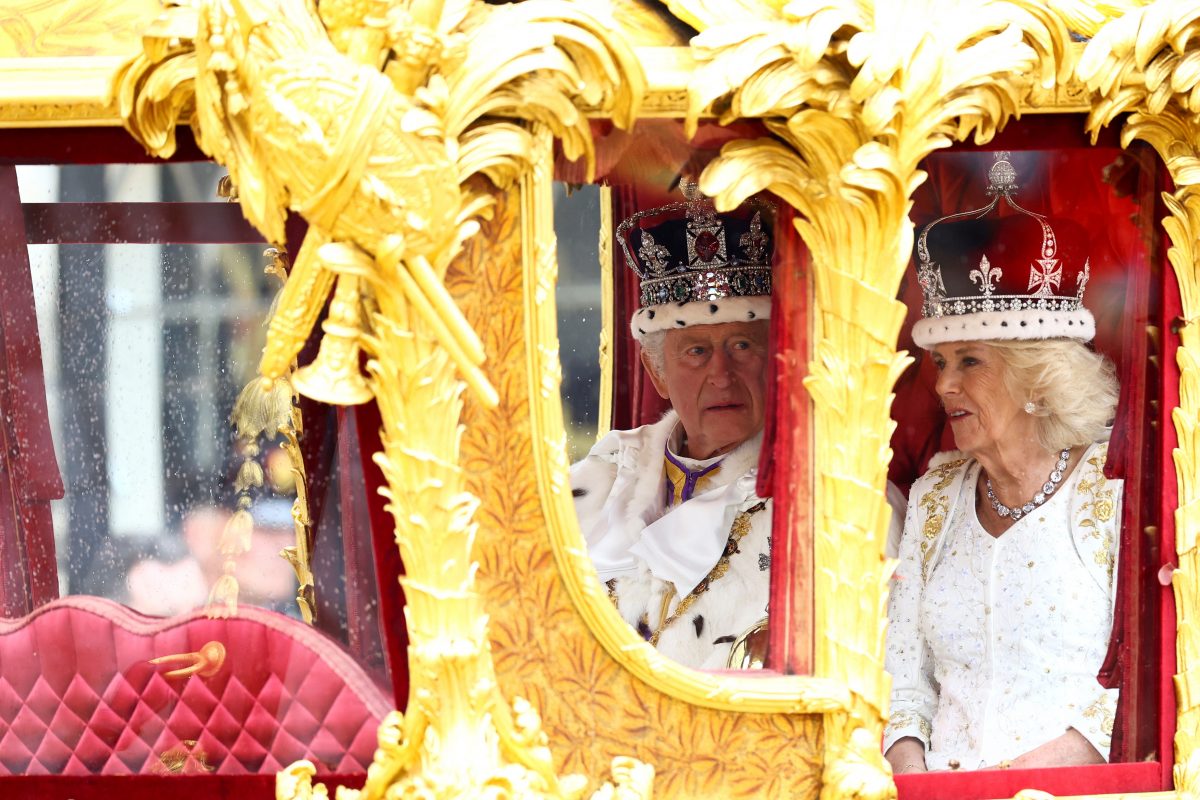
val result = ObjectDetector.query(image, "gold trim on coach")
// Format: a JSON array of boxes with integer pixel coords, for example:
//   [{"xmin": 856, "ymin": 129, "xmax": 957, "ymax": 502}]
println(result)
[
  {"xmin": 0, "ymin": 0, "xmax": 1178, "ymax": 798},
  {"xmin": 1081, "ymin": 9, "xmax": 1200, "ymax": 795},
  {"xmin": 596, "ymin": 184, "xmax": 615, "ymax": 440}
]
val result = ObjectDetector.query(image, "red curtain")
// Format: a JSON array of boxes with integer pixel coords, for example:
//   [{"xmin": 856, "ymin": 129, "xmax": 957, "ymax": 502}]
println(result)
[{"xmin": 0, "ymin": 165, "xmax": 63, "ymax": 618}]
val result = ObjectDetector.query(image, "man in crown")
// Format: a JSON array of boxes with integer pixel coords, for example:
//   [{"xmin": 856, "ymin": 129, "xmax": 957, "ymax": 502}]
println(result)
[{"xmin": 569, "ymin": 182, "xmax": 777, "ymax": 670}]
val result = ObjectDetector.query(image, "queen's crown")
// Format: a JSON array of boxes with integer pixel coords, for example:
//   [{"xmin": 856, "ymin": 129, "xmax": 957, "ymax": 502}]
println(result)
[{"xmin": 917, "ymin": 152, "xmax": 1091, "ymax": 322}]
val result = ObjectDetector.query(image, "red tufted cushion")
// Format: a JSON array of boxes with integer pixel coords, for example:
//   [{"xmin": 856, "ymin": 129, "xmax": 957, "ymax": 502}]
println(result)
[{"xmin": 0, "ymin": 596, "xmax": 390, "ymax": 775}]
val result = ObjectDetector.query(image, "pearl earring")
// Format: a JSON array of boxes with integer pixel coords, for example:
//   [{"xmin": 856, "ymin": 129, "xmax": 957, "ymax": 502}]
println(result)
[{"xmin": 1023, "ymin": 401, "xmax": 1037, "ymax": 414}]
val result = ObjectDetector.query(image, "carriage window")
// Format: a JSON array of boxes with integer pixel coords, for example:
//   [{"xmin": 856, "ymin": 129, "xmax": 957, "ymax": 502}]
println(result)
[
  {"xmin": 886, "ymin": 138, "xmax": 1167, "ymax": 795},
  {"xmin": 556, "ymin": 120, "xmax": 811, "ymax": 674},
  {"xmin": 555, "ymin": 183, "xmax": 604, "ymax": 461},
  {"xmin": 0, "ymin": 161, "xmax": 391, "ymax": 777}
]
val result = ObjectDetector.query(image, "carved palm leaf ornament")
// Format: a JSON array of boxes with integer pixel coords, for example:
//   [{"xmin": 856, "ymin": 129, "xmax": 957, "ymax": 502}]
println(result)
[
  {"xmin": 116, "ymin": 0, "xmax": 648, "ymax": 797},
  {"xmin": 1079, "ymin": 3, "xmax": 1200, "ymax": 793}
]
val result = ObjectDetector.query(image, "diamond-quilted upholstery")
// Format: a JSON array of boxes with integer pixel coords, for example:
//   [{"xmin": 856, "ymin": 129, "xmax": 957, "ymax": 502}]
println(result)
[{"xmin": 0, "ymin": 596, "xmax": 390, "ymax": 775}]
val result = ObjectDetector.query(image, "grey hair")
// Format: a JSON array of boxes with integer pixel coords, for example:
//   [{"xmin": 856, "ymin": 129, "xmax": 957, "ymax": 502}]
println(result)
[
  {"xmin": 986, "ymin": 338, "xmax": 1119, "ymax": 451},
  {"xmin": 639, "ymin": 329, "xmax": 668, "ymax": 377}
]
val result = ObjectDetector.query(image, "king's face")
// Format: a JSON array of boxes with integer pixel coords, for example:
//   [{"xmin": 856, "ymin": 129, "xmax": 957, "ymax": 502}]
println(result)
[{"xmin": 648, "ymin": 320, "xmax": 770, "ymax": 460}]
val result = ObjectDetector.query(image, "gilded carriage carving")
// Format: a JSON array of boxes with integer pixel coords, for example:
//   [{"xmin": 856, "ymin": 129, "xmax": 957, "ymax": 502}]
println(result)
[
  {"xmin": 2, "ymin": 0, "xmax": 1200, "ymax": 799},
  {"xmin": 114, "ymin": 0, "xmax": 651, "ymax": 796}
]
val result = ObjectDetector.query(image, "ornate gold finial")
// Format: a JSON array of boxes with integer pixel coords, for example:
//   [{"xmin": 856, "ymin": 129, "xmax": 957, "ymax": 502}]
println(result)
[{"xmin": 291, "ymin": 272, "xmax": 373, "ymax": 405}]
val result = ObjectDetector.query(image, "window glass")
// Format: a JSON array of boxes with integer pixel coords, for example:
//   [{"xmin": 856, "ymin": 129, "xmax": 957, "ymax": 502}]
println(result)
[
  {"xmin": 558, "ymin": 120, "xmax": 801, "ymax": 673},
  {"xmin": 555, "ymin": 182, "xmax": 603, "ymax": 461},
  {"xmin": 0, "ymin": 163, "xmax": 390, "ymax": 777}
]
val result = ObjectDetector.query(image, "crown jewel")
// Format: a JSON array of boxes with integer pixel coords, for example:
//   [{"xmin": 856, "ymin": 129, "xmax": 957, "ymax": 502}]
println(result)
[
  {"xmin": 617, "ymin": 178, "xmax": 774, "ymax": 309},
  {"xmin": 912, "ymin": 152, "xmax": 1095, "ymax": 347}
]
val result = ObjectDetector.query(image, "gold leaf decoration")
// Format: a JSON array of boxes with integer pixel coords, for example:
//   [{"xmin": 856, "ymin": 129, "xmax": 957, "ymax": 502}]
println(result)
[
  {"xmin": 453, "ymin": 154, "xmax": 826, "ymax": 796},
  {"xmin": 0, "ymin": 0, "xmax": 159, "ymax": 58},
  {"xmin": 118, "ymin": 0, "xmax": 647, "ymax": 797},
  {"xmin": 1080, "ymin": 6, "xmax": 1200, "ymax": 795}
]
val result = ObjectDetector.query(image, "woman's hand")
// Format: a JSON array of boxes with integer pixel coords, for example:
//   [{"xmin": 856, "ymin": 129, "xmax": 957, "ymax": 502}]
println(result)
[
  {"xmin": 885, "ymin": 737, "xmax": 928, "ymax": 775},
  {"xmin": 986, "ymin": 728, "xmax": 1104, "ymax": 770}
]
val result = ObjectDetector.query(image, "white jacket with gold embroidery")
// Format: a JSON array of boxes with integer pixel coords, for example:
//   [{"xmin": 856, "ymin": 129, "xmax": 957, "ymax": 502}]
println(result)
[
  {"xmin": 570, "ymin": 411, "xmax": 772, "ymax": 670},
  {"xmin": 885, "ymin": 443, "xmax": 1121, "ymax": 769}
]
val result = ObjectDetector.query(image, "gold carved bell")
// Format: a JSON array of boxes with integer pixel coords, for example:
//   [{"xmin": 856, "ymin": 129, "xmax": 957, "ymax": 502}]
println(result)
[{"xmin": 292, "ymin": 272, "xmax": 373, "ymax": 405}]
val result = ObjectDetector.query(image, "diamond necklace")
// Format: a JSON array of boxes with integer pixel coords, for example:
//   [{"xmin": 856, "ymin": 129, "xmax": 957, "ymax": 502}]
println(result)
[{"xmin": 985, "ymin": 448, "xmax": 1070, "ymax": 521}]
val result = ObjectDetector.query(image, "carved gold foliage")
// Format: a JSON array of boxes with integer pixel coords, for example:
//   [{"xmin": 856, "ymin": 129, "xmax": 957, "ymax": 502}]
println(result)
[
  {"xmin": 1080, "ymin": 6, "xmax": 1200, "ymax": 794},
  {"xmin": 117, "ymin": 0, "xmax": 649, "ymax": 798},
  {"xmin": 673, "ymin": 2, "xmax": 1076, "ymax": 797},
  {"xmin": 116, "ymin": 0, "xmax": 643, "ymax": 408}
]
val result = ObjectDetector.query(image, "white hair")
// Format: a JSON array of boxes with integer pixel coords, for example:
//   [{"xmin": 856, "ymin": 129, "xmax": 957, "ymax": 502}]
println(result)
[
  {"xmin": 986, "ymin": 338, "xmax": 1119, "ymax": 451},
  {"xmin": 639, "ymin": 329, "xmax": 668, "ymax": 377}
]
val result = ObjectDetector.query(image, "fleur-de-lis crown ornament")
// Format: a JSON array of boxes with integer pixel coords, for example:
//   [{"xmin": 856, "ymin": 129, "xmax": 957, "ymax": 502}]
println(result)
[
  {"xmin": 617, "ymin": 177, "xmax": 777, "ymax": 342},
  {"xmin": 912, "ymin": 152, "xmax": 1096, "ymax": 348}
]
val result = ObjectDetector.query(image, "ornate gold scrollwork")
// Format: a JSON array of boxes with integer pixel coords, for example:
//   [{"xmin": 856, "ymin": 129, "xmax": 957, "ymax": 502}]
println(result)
[
  {"xmin": 225, "ymin": 246, "xmax": 318, "ymax": 622},
  {"xmin": 672, "ymin": 2, "xmax": 1075, "ymax": 796},
  {"xmin": 118, "ymin": 0, "xmax": 649, "ymax": 797},
  {"xmin": 1080, "ymin": 7, "xmax": 1200, "ymax": 795}
]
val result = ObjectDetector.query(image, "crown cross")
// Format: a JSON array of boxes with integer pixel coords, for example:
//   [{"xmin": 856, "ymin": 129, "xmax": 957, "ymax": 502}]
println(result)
[
  {"xmin": 1028, "ymin": 258, "xmax": 1062, "ymax": 297},
  {"xmin": 969, "ymin": 255, "xmax": 1001, "ymax": 296},
  {"xmin": 916, "ymin": 259, "xmax": 947, "ymax": 317},
  {"xmin": 739, "ymin": 212, "xmax": 768, "ymax": 262}
]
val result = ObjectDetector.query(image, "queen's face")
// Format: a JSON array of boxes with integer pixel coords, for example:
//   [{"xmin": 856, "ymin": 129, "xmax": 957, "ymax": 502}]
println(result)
[{"xmin": 932, "ymin": 341, "xmax": 1035, "ymax": 458}]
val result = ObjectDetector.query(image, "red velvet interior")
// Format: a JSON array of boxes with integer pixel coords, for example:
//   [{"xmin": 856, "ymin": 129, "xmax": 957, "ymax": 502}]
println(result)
[
  {"xmin": 895, "ymin": 760, "xmax": 1160, "ymax": 799},
  {"xmin": 0, "ymin": 774, "xmax": 365, "ymax": 800},
  {"xmin": 0, "ymin": 128, "xmax": 402, "ymax": 795},
  {"xmin": 0, "ymin": 596, "xmax": 390, "ymax": 776}
]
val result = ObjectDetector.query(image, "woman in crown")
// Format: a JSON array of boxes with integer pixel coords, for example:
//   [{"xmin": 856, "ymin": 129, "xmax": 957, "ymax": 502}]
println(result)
[{"xmin": 884, "ymin": 154, "xmax": 1122, "ymax": 773}]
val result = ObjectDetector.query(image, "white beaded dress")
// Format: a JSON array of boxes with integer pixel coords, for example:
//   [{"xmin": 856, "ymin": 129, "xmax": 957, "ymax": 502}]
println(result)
[{"xmin": 885, "ymin": 443, "xmax": 1121, "ymax": 770}]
